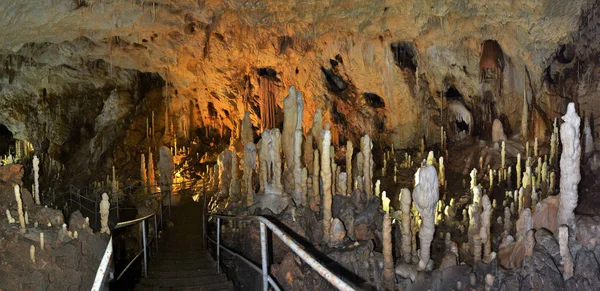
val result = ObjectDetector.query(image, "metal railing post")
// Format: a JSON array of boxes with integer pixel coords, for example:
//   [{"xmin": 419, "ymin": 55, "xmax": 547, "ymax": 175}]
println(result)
[
  {"xmin": 260, "ymin": 222, "xmax": 268, "ymax": 291},
  {"xmin": 142, "ymin": 219, "xmax": 148, "ymax": 278},
  {"xmin": 216, "ymin": 217, "xmax": 221, "ymax": 273},
  {"xmin": 154, "ymin": 214, "xmax": 159, "ymax": 251}
]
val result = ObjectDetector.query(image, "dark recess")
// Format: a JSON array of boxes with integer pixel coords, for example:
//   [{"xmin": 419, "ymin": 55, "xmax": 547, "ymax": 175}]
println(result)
[
  {"xmin": 364, "ymin": 92, "xmax": 385, "ymax": 108},
  {"xmin": 391, "ymin": 41, "xmax": 417, "ymax": 72},
  {"xmin": 257, "ymin": 67, "xmax": 280, "ymax": 82},
  {"xmin": 321, "ymin": 67, "xmax": 348, "ymax": 93}
]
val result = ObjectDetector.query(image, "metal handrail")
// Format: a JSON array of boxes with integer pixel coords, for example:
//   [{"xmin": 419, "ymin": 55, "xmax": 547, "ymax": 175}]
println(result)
[
  {"xmin": 91, "ymin": 211, "xmax": 160, "ymax": 291},
  {"xmin": 204, "ymin": 212, "xmax": 357, "ymax": 291}
]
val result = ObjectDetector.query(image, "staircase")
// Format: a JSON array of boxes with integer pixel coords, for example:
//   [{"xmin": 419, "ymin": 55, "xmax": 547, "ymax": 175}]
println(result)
[{"xmin": 135, "ymin": 200, "xmax": 233, "ymax": 291}]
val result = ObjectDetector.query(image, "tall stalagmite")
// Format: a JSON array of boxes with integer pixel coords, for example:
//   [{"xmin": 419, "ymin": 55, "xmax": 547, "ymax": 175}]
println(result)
[
  {"xmin": 413, "ymin": 165, "xmax": 439, "ymax": 270},
  {"xmin": 321, "ymin": 127, "xmax": 332, "ymax": 243},
  {"xmin": 346, "ymin": 141, "xmax": 353, "ymax": 195},
  {"xmin": 361, "ymin": 135, "xmax": 373, "ymax": 196},
  {"xmin": 558, "ymin": 103, "xmax": 581, "ymax": 228}
]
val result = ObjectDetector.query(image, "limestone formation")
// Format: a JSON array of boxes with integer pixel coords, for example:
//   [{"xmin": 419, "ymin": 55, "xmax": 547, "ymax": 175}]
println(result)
[
  {"xmin": 413, "ymin": 165, "xmax": 439, "ymax": 271},
  {"xmin": 30, "ymin": 245, "xmax": 35, "ymax": 264},
  {"xmin": 141, "ymin": 153, "xmax": 147, "ymax": 186},
  {"xmin": 158, "ymin": 146, "xmax": 175, "ymax": 194},
  {"xmin": 229, "ymin": 151, "xmax": 241, "ymax": 200},
  {"xmin": 558, "ymin": 103, "xmax": 581, "ymax": 228},
  {"xmin": 361, "ymin": 135, "xmax": 373, "ymax": 196},
  {"xmin": 282, "ymin": 86, "xmax": 299, "ymax": 171},
  {"xmin": 516, "ymin": 154, "xmax": 522, "ymax": 189},
  {"xmin": 558, "ymin": 225, "xmax": 574, "ymax": 280},
  {"xmin": 259, "ymin": 129, "xmax": 283, "ymax": 195},
  {"xmin": 321, "ymin": 128, "xmax": 332, "ymax": 243},
  {"xmin": 240, "ymin": 111, "xmax": 253, "ymax": 146},
  {"xmin": 33, "ymin": 155, "xmax": 40, "ymax": 205},
  {"xmin": 382, "ymin": 214, "xmax": 395, "ymax": 290},
  {"xmin": 310, "ymin": 150, "xmax": 320, "ymax": 211},
  {"xmin": 492, "ymin": 119, "xmax": 507, "ymax": 142},
  {"xmin": 480, "ymin": 195, "xmax": 492, "ymax": 262},
  {"xmin": 6, "ymin": 209, "xmax": 14, "ymax": 223},
  {"xmin": 216, "ymin": 149, "xmax": 233, "ymax": 196},
  {"xmin": 243, "ymin": 142, "xmax": 257, "ymax": 206},
  {"xmin": 311, "ymin": 108, "xmax": 323, "ymax": 152},
  {"xmin": 292, "ymin": 87, "xmax": 305, "ymax": 206},
  {"xmin": 400, "ymin": 188, "xmax": 412, "ymax": 263},
  {"xmin": 147, "ymin": 150, "xmax": 156, "ymax": 192},
  {"xmin": 14, "ymin": 185, "xmax": 26, "ymax": 233},
  {"xmin": 584, "ymin": 116, "xmax": 594, "ymax": 158},
  {"xmin": 40, "ymin": 232, "xmax": 44, "ymax": 251},
  {"xmin": 100, "ymin": 193, "xmax": 110, "ymax": 234}
]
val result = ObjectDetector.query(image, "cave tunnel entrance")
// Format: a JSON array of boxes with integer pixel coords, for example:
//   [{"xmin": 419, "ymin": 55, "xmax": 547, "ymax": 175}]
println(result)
[
  {"xmin": 0, "ymin": 124, "xmax": 14, "ymax": 158},
  {"xmin": 445, "ymin": 86, "xmax": 472, "ymax": 136}
]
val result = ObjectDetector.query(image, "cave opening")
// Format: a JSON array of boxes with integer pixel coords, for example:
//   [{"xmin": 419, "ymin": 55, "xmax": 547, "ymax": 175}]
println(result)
[
  {"xmin": 390, "ymin": 41, "xmax": 417, "ymax": 72},
  {"xmin": 364, "ymin": 92, "xmax": 386, "ymax": 108},
  {"xmin": 0, "ymin": 124, "xmax": 14, "ymax": 157}
]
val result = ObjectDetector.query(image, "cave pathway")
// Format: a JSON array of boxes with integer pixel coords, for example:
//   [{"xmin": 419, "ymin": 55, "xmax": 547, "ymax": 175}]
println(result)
[{"xmin": 134, "ymin": 198, "xmax": 234, "ymax": 290}]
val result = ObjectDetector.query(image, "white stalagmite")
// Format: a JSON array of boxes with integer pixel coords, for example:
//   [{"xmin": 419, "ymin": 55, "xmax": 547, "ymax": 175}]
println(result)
[
  {"xmin": 489, "ymin": 169, "xmax": 494, "ymax": 190},
  {"xmin": 346, "ymin": 141, "xmax": 353, "ymax": 196},
  {"xmin": 361, "ymin": 135, "xmax": 373, "ymax": 196},
  {"xmin": 501, "ymin": 141, "xmax": 506, "ymax": 169},
  {"xmin": 321, "ymin": 128, "xmax": 332, "ymax": 243},
  {"xmin": 400, "ymin": 188, "xmax": 412, "ymax": 263},
  {"xmin": 24, "ymin": 211, "xmax": 28, "ymax": 225},
  {"xmin": 40, "ymin": 232, "xmax": 44, "ymax": 250},
  {"xmin": 375, "ymin": 180, "xmax": 381, "ymax": 197},
  {"xmin": 30, "ymin": 245, "xmax": 36, "ymax": 264},
  {"xmin": 33, "ymin": 155, "xmax": 40, "ymax": 205},
  {"xmin": 6, "ymin": 209, "xmax": 14, "ymax": 223},
  {"xmin": 550, "ymin": 132, "xmax": 557, "ymax": 165},
  {"xmin": 517, "ymin": 154, "xmax": 522, "ymax": 189},
  {"xmin": 413, "ymin": 165, "xmax": 439, "ymax": 271},
  {"xmin": 14, "ymin": 185, "xmax": 26, "ymax": 233},
  {"xmin": 584, "ymin": 116, "xmax": 594, "ymax": 158},
  {"xmin": 480, "ymin": 195, "xmax": 492, "ymax": 262},
  {"xmin": 311, "ymin": 149, "xmax": 320, "ymax": 211},
  {"xmin": 470, "ymin": 168, "xmax": 477, "ymax": 189},
  {"xmin": 100, "ymin": 193, "xmax": 111, "ymax": 234},
  {"xmin": 558, "ymin": 103, "xmax": 581, "ymax": 228},
  {"xmin": 558, "ymin": 225, "xmax": 574, "ymax": 280}
]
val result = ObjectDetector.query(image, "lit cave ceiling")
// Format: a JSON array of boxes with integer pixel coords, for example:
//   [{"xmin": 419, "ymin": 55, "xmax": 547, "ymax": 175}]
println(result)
[{"xmin": 0, "ymin": 0, "xmax": 598, "ymax": 183}]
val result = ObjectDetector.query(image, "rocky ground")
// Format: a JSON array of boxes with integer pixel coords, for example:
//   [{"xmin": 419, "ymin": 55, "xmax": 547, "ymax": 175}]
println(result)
[{"xmin": 0, "ymin": 164, "xmax": 109, "ymax": 291}]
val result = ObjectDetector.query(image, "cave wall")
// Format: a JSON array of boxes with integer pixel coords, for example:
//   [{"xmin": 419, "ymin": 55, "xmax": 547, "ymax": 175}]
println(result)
[{"xmin": 0, "ymin": 0, "xmax": 596, "ymax": 182}]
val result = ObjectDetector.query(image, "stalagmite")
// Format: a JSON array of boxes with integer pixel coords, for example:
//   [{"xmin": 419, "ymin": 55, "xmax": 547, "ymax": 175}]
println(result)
[
  {"xmin": 141, "ymin": 153, "xmax": 147, "ymax": 186},
  {"xmin": 6, "ymin": 209, "xmax": 14, "ymax": 223},
  {"xmin": 470, "ymin": 168, "xmax": 477, "ymax": 189},
  {"xmin": 584, "ymin": 116, "xmax": 594, "ymax": 158},
  {"xmin": 292, "ymin": 88, "xmax": 305, "ymax": 205},
  {"xmin": 259, "ymin": 129, "xmax": 283, "ymax": 195},
  {"xmin": 40, "ymin": 232, "xmax": 44, "ymax": 250},
  {"xmin": 489, "ymin": 169, "xmax": 494, "ymax": 190},
  {"xmin": 558, "ymin": 225, "xmax": 574, "ymax": 280},
  {"xmin": 480, "ymin": 195, "xmax": 492, "ymax": 262},
  {"xmin": 534, "ymin": 137, "xmax": 538, "ymax": 157},
  {"xmin": 504, "ymin": 207, "xmax": 512, "ymax": 233},
  {"xmin": 524, "ymin": 229, "xmax": 535, "ymax": 257},
  {"xmin": 312, "ymin": 108, "xmax": 323, "ymax": 152},
  {"xmin": 382, "ymin": 191, "xmax": 390, "ymax": 214},
  {"xmin": 426, "ymin": 151, "xmax": 435, "ymax": 165},
  {"xmin": 100, "ymin": 193, "xmax": 110, "ymax": 234},
  {"xmin": 558, "ymin": 103, "xmax": 581, "ymax": 228},
  {"xmin": 311, "ymin": 150, "xmax": 320, "ymax": 211},
  {"xmin": 485, "ymin": 274, "xmax": 495, "ymax": 291},
  {"xmin": 330, "ymin": 146, "xmax": 336, "ymax": 197},
  {"xmin": 473, "ymin": 234, "xmax": 482, "ymax": 263},
  {"xmin": 501, "ymin": 141, "xmax": 506, "ymax": 169},
  {"xmin": 158, "ymin": 146, "xmax": 175, "ymax": 193},
  {"xmin": 321, "ymin": 128, "xmax": 332, "ymax": 243},
  {"xmin": 413, "ymin": 165, "xmax": 439, "ymax": 270},
  {"xmin": 112, "ymin": 166, "xmax": 118, "ymax": 196},
  {"xmin": 382, "ymin": 213, "xmax": 395, "ymax": 290},
  {"xmin": 522, "ymin": 90, "xmax": 529, "ymax": 142},
  {"xmin": 14, "ymin": 185, "xmax": 26, "ymax": 233},
  {"xmin": 243, "ymin": 142, "xmax": 257, "ymax": 206},
  {"xmin": 438, "ymin": 157, "xmax": 445, "ymax": 188},
  {"xmin": 241, "ymin": 111, "xmax": 253, "ymax": 146},
  {"xmin": 30, "ymin": 245, "xmax": 36, "ymax": 264},
  {"xmin": 375, "ymin": 180, "xmax": 381, "ymax": 197},
  {"xmin": 33, "ymin": 155, "xmax": 40, "ymax": 205},
  {"xmin": 517, "ymin": 154, "xmax": 522, "ymax": 189},
  {"xmin": 361, "ymin": 135, "xmax": 373, "ymax": 196},
  {"xmin": 229, "ymin": 152, "xmax": 241, "ymax": 199},
  {"xmin": 400, "ymin": 188, "xmax": 412, "ymax": 263},
  {"xmin": 346, "ymin": 141, "xmax": 353, "ymax": 196},
  {"xmin": 282, "ymin": 86, "xmax": 299, "ymax": 172},
  {"xmin": 147, "ymin": 150, "xmax": 155, "ymax": 192}
]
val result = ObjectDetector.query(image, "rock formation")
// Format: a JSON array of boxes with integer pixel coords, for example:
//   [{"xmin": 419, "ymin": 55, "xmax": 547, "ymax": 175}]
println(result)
[
  {"xmin": 413, "ymin": 165, "xmax": 439, "ymax": 271},
  {"xmin": 558, "ymin": 103, "xmax": 581, "ymax": 228}
]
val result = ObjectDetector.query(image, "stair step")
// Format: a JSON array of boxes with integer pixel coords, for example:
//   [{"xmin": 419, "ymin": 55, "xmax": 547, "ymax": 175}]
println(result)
[
  {"xmin": 135, "ymin": 281, "xmax": 233, "ymax": 291},
  {"xmin": 149, "ymin": 262, "xmax": 215, "ymax": 271},
  {"xmin": 152, "ymin": 255, "xmax": 213, "ymax": 263},
  {"xmin": 139, "ymin": 274, "xmax": 229, "ymax": 288},
  {"xmin": 148, "ymin": 269, "xmax": 219, "ymax": 278}
]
